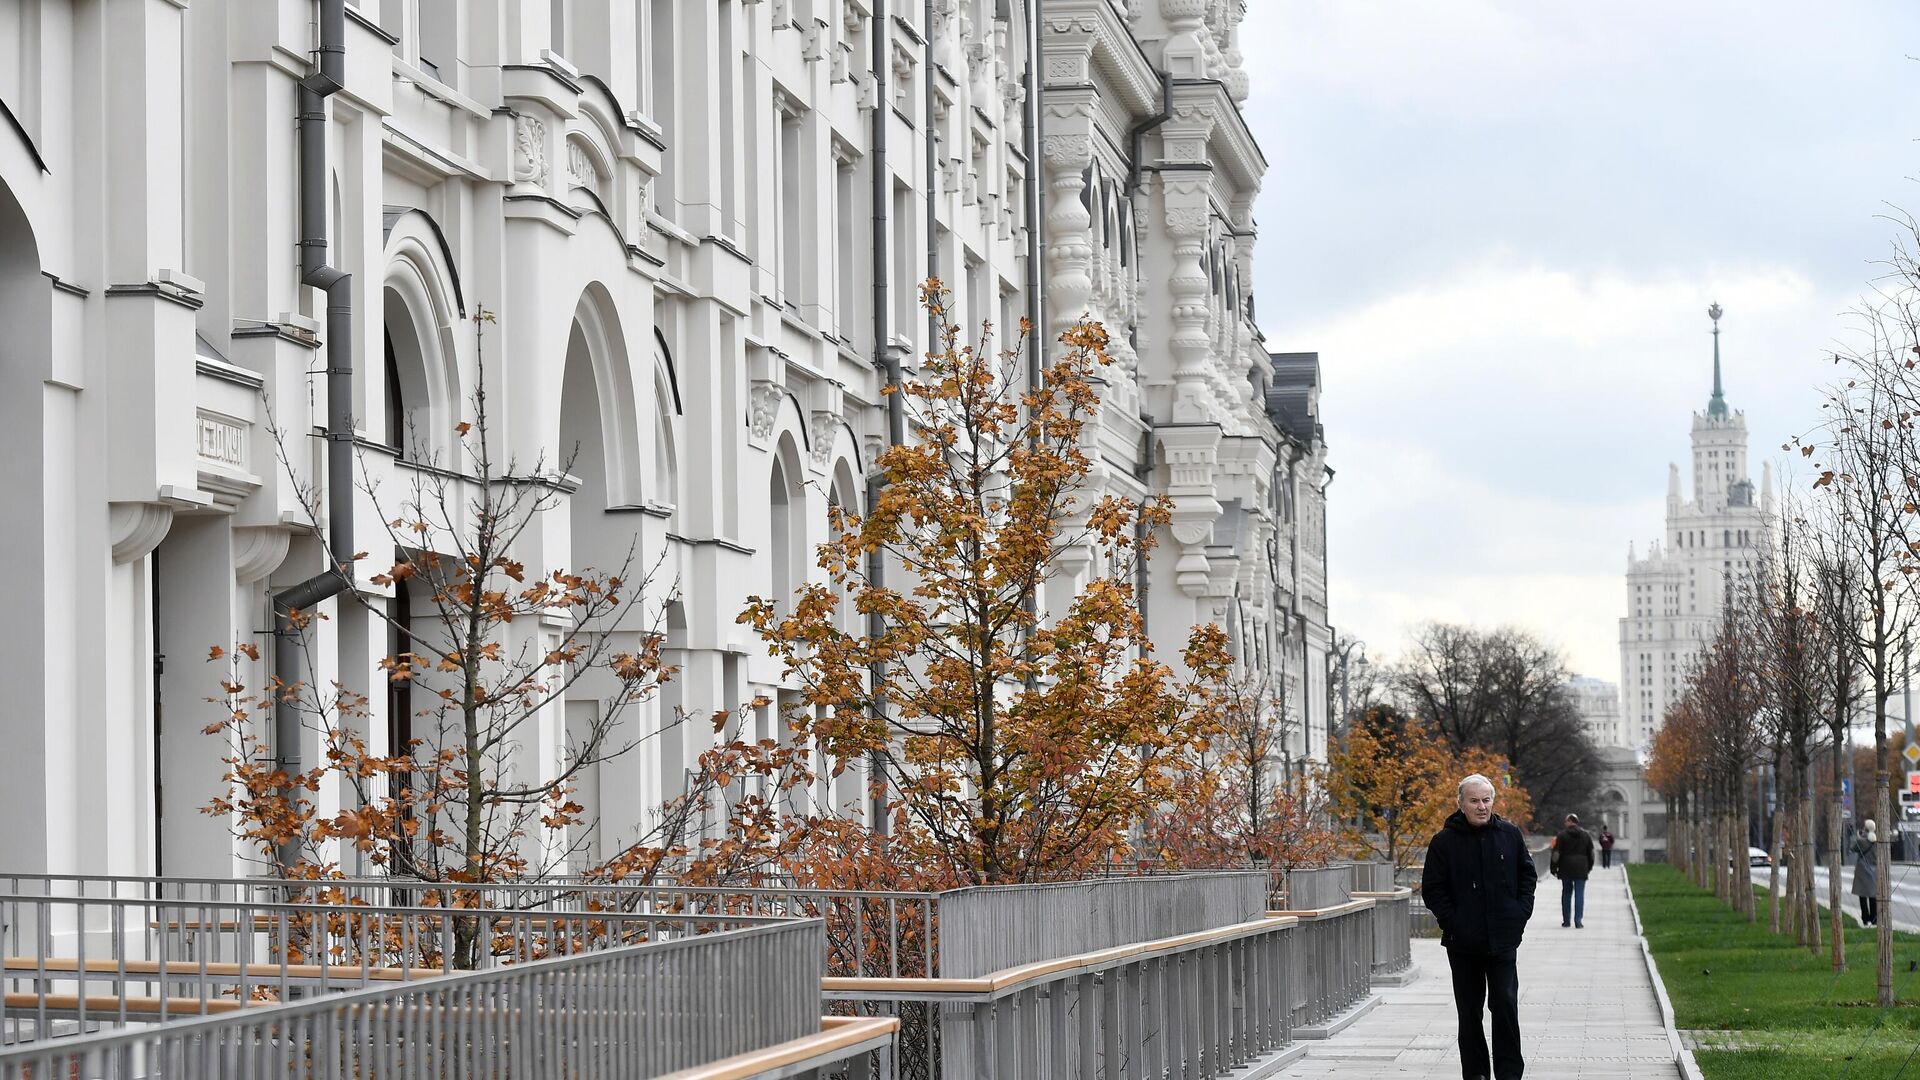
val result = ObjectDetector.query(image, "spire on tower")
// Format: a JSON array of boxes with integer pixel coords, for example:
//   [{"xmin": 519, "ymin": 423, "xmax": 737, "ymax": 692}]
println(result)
[{"xmin": 1707, "ymin": 302, "xmax": 1729, "ymax": 420}]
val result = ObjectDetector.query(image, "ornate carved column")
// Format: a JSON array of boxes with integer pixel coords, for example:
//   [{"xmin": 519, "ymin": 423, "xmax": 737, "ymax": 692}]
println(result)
[
  {"xmin": 1163, "ymin": 176, "xmax": 1215, "ymax": 423},
  {"xmin": 1159, "ymin": 426, "xmax": 1223, "ymax": 597},
  {"xmin": 1161, "ymin": 0, "xmax": 1212, "ymax": 76},
  {"xmin": 1042, "ymin": 102, "xmax": 1096, "ymax": 344}
]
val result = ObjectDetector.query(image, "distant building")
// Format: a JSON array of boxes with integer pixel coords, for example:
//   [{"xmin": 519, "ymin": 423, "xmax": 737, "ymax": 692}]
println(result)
[
  {"xmin": 1619, "ymin": 305, "xmax": 1771, "ymax": 751},
  {"xmin": 1266, "ymin": 352, "xmax": 1334, "ymax": 769},
  {"xmin": 1590, "ymin": 746, "xmax": 1667, "ymax": 864},
  {"xmin": 1566, "ymin": 675, "xmax": 1627, "ymax": 750}
]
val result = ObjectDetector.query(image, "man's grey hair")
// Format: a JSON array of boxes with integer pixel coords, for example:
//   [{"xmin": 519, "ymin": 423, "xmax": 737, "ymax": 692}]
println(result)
[{"xmin": 1457, "ymin": 773, "xmax": 1496, "ymax": 800}]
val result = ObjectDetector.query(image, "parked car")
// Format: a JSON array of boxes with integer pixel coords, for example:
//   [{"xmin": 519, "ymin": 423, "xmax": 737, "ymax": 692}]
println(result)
[{"xmin": 1748, "ymin": 846, "xmax": 1771, "ymax": 867}]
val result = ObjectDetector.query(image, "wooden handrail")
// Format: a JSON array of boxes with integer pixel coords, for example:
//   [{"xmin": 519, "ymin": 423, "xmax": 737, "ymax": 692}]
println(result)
[
  {"xmin": 657, "ymin": 1017, "xmax": 901, "ymax": 1080},
  {"xmin": 822, "ymin": 916, "xmax": 1297, "ymax": 998}
]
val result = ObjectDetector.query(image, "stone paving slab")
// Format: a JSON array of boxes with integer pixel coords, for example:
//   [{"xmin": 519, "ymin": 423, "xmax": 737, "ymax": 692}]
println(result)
[{"xmin": 1277, "ymin": 868, "xmax": 1680, "ymax": 1079}]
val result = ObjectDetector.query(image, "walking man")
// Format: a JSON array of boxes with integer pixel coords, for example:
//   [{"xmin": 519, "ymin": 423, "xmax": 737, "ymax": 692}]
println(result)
[
  {"xmin": 1552, "ymin": 813, "xmax": 1595, "ymax": 928},
  {"xmin": 1598, "ymin": 828, "xmax": 1615, "ymax": 870},
  {"xmin": 1423, "ymin": 774, "xmax": 1537, "ymax": 1080}
]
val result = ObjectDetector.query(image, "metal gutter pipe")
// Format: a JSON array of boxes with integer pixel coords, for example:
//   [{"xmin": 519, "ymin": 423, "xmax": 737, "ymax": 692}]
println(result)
[
  {"xmin": 276, "ymin": 0, "xmax": 355, "ymax": 869},
  {"xmin": 866, "ymin": 0, "xmax": 900, "ymax": 835},
  {"xmin": 1020, "ymin": 0, "xmax": 1042, "ymax": 395},
  {"xmin": 925, "ymin": 0, "xmax": 938, "ymax": 349},
  {"xmin": 1125, "ymin": 71, "xmax": 1173, "ymax": 200}
]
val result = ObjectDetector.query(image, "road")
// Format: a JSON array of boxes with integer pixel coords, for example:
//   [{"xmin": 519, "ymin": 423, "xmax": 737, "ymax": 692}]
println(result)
[{"xmin": 1750, "ymin": 860, "xmax": 1920, "ymax": 933}]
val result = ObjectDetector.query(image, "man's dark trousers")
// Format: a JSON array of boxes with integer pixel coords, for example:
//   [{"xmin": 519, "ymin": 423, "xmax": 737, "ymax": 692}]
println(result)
[{"xmin": 1446, "ymin": 948, "xmax": 1522, "ymax": 1079}]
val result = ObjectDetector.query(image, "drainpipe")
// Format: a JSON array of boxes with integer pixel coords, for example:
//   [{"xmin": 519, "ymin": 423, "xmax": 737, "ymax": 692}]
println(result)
[
  {"xmin": 925, "ymin": 0, "xmax": 938, "ymax": 343},
  {"xmin": 867, "ymin": 0, "xmax": 900, "ymax": 836},
  {"xmin": 1124, "ymin": 70, "xmax": 1173, "ymax": 201},
  {"xmin": 276, "ymin": 0, "xmax": 355, "ymax": 870},
  {"xmin": 1020, "ymin": 0, "xmax": 1042, "ymax": 395}
]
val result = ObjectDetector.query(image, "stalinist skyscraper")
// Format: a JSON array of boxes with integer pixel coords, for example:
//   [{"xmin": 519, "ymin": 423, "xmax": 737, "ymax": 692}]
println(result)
[{"xmin": 1619, "ymin": 305, "xmax": 1773, "ymax": 749}]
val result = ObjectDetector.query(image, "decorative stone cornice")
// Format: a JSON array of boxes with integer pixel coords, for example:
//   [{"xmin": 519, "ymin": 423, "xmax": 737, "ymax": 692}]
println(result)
[
  {"xmin": 233, "ymin": 525, "xmax": 292, "ymax": 584},
  {"xmin": 109, "ymin": 501, "xmax": 175, "ymax": 565}
]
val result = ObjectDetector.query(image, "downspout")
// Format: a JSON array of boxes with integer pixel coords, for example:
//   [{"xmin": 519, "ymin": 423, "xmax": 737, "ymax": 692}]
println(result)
[
  {"xmin": 867, "ymin": 0, "xmax": 901, "ymax": 835},
  {"xmin": 276, "ymin": 0, "xmax": 355, "ymax": 869},
  {"xmin": 925, "ymin": 0, "xmax": 938, "ymax": 341},
  {"xmin": 1020, "ymin": 0, "xmax": 1042, "ymax": 395},
  {"xmin": 1124, "ymin": 69, "xmax": 1173, "ymax": 201}
]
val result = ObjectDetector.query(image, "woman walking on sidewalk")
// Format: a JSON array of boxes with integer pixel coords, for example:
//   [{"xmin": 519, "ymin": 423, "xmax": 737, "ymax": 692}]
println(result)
[{"xmin": 1853, "ymin": 819, "xmax": 1879, "ymax": 927}]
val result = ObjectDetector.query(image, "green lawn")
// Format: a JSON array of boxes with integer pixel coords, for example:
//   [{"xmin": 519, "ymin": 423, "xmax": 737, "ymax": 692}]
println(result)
[{"xmin": 1630, "ymin": 863, "xmax": 1920, "ymax": 1078}]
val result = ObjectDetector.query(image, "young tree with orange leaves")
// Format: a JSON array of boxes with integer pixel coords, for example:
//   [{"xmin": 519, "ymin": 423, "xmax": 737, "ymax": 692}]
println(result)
[
  {"xmin": 205, "ymin": 309, "xmax": 806, "ymax": 965},
  {"xmin": 743, "ymin": 285, "xmax": 1230, "ymax": 885},
  {"xmin": 1145, "ymin": 670, "xmax": 1342, "ymax": 870},
  {"xmin": 1327, "ymin": 709, "xmax": 1531, "ymax": 869}
]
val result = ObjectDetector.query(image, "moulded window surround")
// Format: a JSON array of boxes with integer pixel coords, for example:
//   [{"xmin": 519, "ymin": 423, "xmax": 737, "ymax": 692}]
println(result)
[
  {"xmin": 834, "ymin": 152, "xmax": 860, "ymax": 342},
  {"xmin": 550, "ymin": 0, "xmax": 569, "ymax": 59},
  {"xmin": 648, "ymin": 0, "xmax": 677, "ymax": 217},
  {"xmin": 778, "ymin": 101, "xmax": 807, "ymax": 307}
]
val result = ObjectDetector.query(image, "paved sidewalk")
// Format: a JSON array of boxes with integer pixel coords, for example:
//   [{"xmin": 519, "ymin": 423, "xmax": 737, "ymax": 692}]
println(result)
[{"xmin": 1277, "ymin": 867, "xmax": 1679, "ymax": 1079}]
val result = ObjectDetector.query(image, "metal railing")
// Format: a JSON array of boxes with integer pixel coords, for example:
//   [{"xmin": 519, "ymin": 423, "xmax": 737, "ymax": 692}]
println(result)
[
  {"xmin": 0, "ymin": 890, "xmax": 785, "ymax": 1044},
  {"xmin": 1354, "ymin": 887, "xmax": 1413, "ymax": 976},
  {"xmin": 829, "ymin": 916, "xmax": 1297, "ymax": 1080},
  {"xmin": 936, "ymin": 873, "xmax": 1267, "ymax": 978},
  {"xmin": 0, "ymin": 919, "xmax": 856, "ymax": 1079},
  {"xmin": 1281, "ymin": 865, "xmax": 1354, "ymax": 911},
  {"xmin": 1284, "ymin": 902, "xmax": 1374, "ymax": 1030},
  {"xmin": 0, "ymin": 874, "xmax": 943, "ymax": 981}
]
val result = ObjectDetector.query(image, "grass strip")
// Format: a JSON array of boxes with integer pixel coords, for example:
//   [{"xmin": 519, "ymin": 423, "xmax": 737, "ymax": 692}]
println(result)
[{"xmin": 1630, "ymin": 862, "xmax": 1920, "ymax": 1079}]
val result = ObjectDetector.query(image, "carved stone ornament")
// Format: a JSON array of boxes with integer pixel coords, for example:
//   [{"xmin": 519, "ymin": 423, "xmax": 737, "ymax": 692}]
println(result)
[
  {"xmin": 512, "ymin": 114, "xmax": 549, "ymax": 187},
  {"xmin": 749, "ymin": 382, "xmax": 785, "ymax": 440},
  {"xmin": 809, "ymin": 413, "xmax": 841, "ymax": 472},
  {"xmin": 109, "ymin": 501, "xmax": 175, "ymax": 565},
  {"xmin": 567, "ymin": 139, "xmax": 599, "ymax": 197},
  {"xmin": 232, "ymin": 525, "xmax": 293, "ymax": 585},
  {"xmin": 1041, "ymin": 133, "xmax": 1093, "ymax": 170},
  {"xmin": 1165, "ymin": 205, "xmax": 1210, "ymax": 236}
]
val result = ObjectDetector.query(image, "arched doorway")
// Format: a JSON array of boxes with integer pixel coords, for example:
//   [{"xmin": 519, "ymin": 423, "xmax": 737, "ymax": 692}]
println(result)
[{"xmin": 0, "ymin": 175, "xmax": 55, "ymax": 871}]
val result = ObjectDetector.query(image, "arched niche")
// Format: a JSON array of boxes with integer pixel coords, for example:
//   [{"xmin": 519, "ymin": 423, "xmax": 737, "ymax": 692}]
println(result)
[
  {"xmin": 380, "ymin": 214, "xmax": 463, "ymax": 461},
  {"xmin": 558, "ymin": 283, "xmax": 643, "ymax": 577},
  {"xmin": 767, "ymin": 433, "xmax": 807, "ymax": 614},
  {"xmin": 651, "ymin": 330, "xmax": 681, "ymax": 514}
]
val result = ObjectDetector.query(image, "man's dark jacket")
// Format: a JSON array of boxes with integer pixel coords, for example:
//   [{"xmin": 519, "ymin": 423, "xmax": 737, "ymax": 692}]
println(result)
[
  {"xmin": 1421, "ymin": 810, "xmax": 1537, "ymax": 956},
  {"xmin": 1553, "ymin": 826, "xmax": 1595, "ymax": 881}
]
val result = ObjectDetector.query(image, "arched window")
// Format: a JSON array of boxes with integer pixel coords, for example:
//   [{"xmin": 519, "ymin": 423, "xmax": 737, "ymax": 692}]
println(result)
[{"xmin": 382, "ymin": 289, "xmax": 434, "ymax": 459}]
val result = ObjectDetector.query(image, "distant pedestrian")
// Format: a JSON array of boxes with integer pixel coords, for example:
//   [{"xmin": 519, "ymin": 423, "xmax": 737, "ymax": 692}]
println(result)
[
  {"xmin": 1853, "ymin": 819, "xmax": 1879, "ymax": 927},
  {"xmin": 1423, "ymin": 773, "xmax": 1537, "ymax": 1080},
  {"xmin": 1552, "ymin": 813, "xmax": 1595, "ymax": 928},
  {"xmin": 1599, "ymin": 828, "xmax": 1615, "ymax": 869}
]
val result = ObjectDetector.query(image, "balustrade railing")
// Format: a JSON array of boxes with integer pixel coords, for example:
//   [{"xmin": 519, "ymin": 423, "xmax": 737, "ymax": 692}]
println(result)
[
  {"xmin": 0, "ymin": 891, "xmax": 785, "ymax": 1045},
  {"xmin": 1, "ymin": 867, "xmax": 1407, "ymax": 1079},
  {"xmin": 1354, "ymin": 887, "xmax": 1414, "ymax": 977},
  {"xmin": 0, "ymin": 919, "xmax": 894, "ymax": 1079}
]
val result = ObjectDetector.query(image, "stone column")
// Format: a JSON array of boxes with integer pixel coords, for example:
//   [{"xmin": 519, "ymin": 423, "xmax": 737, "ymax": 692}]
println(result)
[
  {"xmin": 1041, "ymin": 101, "xmax": 1095, "ymax": 344},
  {"xmin": 1163, "ymin": 176, "xmax": 1215, "ymax": 423},
  {"xmin": 1161, "ymin": 0, "xmax": 1212, "ymax": 77},
  {"xmin": 1159, "ymin": 425, "xmax": 1222, "ymax": 598}
]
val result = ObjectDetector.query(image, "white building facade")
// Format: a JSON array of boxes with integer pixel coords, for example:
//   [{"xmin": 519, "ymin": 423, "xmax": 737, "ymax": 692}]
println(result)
[
  {"xmin": 1567, "ymin": 674, "xmax": 1627, "ymax": 750},
  {"xmin": 1619, "ymin": 305, "xmax": 1770, "ymax": 750},
  {"xmin": 0, "ymin": 0, "xmax": 1320, "ymax": 877}
]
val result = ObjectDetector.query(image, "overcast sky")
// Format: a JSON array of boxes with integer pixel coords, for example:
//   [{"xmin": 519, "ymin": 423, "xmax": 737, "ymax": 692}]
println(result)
[{"xmin": 1239, "ymin": 0, "xmax": 1920, "ymax": 685}]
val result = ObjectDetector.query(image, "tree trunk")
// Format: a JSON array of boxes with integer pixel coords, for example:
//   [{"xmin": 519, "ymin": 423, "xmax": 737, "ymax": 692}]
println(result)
[
  {"xmin": 1876, "ymin": 674, "xmax": 1895, "ymax": 1006},
  {"xmin": 1768, "ymin": 800, "xmax": 1783, "ymax": 934},
  {"xmin": 1797, "ymin": 791, "xmax": 1812, "ymax": 949},
  {"xmin": 1830, "ymin": 777, "xmax": 1848, "ymax": 972}
]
